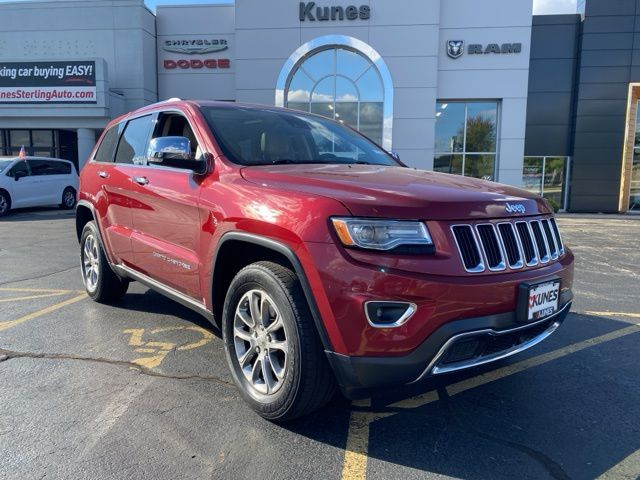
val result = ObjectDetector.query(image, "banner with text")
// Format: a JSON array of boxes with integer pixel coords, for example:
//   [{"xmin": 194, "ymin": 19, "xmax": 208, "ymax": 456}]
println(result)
[{"xmin": 0, "ymin": 61, "xmax": 97, "ymax": 104}]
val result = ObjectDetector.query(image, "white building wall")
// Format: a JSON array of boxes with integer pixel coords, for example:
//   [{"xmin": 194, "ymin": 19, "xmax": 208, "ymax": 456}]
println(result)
[
  {"xmin": 233, "ymin": 0, "xmax": 533, "ymax": 178},
  {"xmin": 369, "ymin": 0, "xmax": 440, "ymax": 170},
  {"xmin": 235, "ymin": 0, "xmax": 442, "ymax": 169},
  {"xmin": 156, "ymin": 4, "xmax": 236, "ymax": 101},
  {"xmin": 0, "ymin": 0, "xmax": 157, "ymax": 128},
  {"xmin": 438, "ymin": 0, "xmax": 533, "ymax": 185},
  {"xmin": 0, "ymin": 0, "xmax": 534, "ymax": 183}
]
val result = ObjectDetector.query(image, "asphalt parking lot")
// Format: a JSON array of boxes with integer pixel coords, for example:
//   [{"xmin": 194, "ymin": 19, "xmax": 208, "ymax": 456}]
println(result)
[{"xmin": 0, "ymin": 208, "xmax": 639, "ymax": 480}]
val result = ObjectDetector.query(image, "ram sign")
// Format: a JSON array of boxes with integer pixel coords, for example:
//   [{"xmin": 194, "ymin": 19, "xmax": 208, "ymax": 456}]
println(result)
[{"xmin": 0, "ymin": 61, "xmax": 97, "ymax": 104}]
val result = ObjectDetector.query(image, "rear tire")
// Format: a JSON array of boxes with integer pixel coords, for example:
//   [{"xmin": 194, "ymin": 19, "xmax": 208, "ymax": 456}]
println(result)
[
  {"xmin": 60, "ymin": 187, "xmax": 76, "ymax": 209},
  {"xmin": 0, "ymin": 191, "xmax": 10, "ymax": 217},
  {"xmin": 80, "ymin": 221, "xmax": 129, "ymax": 303},
  {"xmin": 222, "ymin": 261, "xmax": 336, "ymax": 421}
]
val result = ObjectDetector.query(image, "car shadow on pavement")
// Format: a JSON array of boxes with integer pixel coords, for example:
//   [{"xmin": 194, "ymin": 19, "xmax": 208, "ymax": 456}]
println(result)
[
  {"xmin": 111, "ymin": 288, "xmax": 221, "ymax": 336},
  {"xmin": 281, "ymin": 313, "xmax": 640, "ymax": 480},
  {"xmin": 0, "ymin": 207, "xmax": 75, "ymax": 222}
]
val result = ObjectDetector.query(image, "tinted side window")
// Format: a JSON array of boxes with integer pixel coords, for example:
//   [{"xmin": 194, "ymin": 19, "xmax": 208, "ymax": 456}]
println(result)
[
  {"xmin": 28, "ymin": 160, "xmax": 59, "ymax": 176},
  {"xmin": 52, "ymin": 161, "xmax": 72, "ymax": 175},
  {"xmin": 8, "ymin": 161, "xmax": 29, "ymax": 177},
  {"xmin": 94, "ymin": 125, "xmax": 120, "ymax": 163},
  {"xmin": 115, "ymin": 115, "xmax": 153, "ymax": 165}
]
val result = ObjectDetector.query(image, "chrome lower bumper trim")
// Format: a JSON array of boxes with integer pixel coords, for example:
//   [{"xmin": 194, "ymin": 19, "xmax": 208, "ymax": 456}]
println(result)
[{"xmin": 411, "ymin": 302, "xmax": 571, "ymax": 383}]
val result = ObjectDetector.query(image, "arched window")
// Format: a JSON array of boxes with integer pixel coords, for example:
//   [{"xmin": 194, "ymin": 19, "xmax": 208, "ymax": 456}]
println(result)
[{"xmin": 276, "ymin": 36, "xmax": 393, "ymax": 150}]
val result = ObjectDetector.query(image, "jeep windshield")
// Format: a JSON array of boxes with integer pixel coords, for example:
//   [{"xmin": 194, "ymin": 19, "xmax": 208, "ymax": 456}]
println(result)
[{"xmin": 202, "ymin": 106, "xmax": 399, "ymax": 167}]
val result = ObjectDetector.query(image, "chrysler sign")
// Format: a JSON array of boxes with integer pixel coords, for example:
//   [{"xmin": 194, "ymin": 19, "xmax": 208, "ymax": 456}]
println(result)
[
  {"xmin": 0, "ymin": 61, "xmax": 97, "ymax": 104},
  {"xmin": 163, "ymin": 39, "xmax": 229, "ymax": 55}
]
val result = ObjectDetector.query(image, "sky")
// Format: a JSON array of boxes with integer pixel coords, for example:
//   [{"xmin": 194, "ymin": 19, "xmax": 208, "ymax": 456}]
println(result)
[{"xmin": 532, "ymin": 0, "xmax": 578, "ymax": 15}]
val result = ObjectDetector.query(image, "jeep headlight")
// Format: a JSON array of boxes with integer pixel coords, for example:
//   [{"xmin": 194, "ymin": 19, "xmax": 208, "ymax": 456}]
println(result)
[{"xmin": 331, "ymin": 218, "xmax": 433, "ymax": 251}]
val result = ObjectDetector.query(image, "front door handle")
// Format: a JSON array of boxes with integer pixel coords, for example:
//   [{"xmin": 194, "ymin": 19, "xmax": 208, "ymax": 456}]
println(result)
[
  {"xmin": 98, "ymin": 171, "xmax": 109, "ymax": 179},
  {"xmin": 132, "ymin": 176, "xmax": 149, "ymax": 186}
]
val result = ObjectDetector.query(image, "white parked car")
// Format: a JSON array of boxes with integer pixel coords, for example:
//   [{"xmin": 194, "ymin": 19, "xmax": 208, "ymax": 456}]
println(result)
[{"xmin": 0, "ymin": 156, "xmax": 79, "ymax": 217}]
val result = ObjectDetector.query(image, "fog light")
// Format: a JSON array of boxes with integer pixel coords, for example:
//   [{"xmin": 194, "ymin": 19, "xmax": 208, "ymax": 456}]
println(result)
[{"xmin": 365, "ymin": 301, "xmax": 417, "ymax": 328}]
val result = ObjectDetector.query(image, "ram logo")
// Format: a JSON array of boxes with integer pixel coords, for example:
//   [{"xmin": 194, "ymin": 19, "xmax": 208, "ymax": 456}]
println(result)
[{"xmin": 447, "ymin": 40, "xmax": 464, "ymax": 59}]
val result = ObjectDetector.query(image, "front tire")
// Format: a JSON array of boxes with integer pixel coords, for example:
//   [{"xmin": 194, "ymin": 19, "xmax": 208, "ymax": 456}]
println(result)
[
  {"xmin": 60, "ymin": 187, "xmax": 76, "ymax": 209},
  {"xmin": 222, "ymin": 261, "xmax": 336, "ymax": 421},
  {"xmin": 80, "ymin": 221, "xmax": 129, "ymax": 303}
]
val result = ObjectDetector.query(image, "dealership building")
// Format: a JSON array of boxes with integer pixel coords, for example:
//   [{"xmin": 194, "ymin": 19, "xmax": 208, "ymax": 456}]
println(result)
[{"xmin": 0, "ymin": 0, "xmax": 638, "ymax": 213}]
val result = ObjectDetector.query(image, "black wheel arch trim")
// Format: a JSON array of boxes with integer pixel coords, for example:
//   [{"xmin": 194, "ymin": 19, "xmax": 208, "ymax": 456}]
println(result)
[
  {"xmin": 76, "ymin": 200, "xmax": 117, "ymax": 266},
  {"xmin": 212, "ymin": 231, "xmax": 335, "ymax": 352}
]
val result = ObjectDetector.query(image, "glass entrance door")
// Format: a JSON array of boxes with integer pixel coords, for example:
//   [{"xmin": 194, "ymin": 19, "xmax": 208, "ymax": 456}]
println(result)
[{"xmin": 631, "ymin": 102, "xmax": 640, "ymax": 211}]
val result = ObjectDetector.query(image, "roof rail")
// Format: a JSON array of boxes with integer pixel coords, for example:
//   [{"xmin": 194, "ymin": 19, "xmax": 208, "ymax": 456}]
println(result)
[{"xmin": 146, "ymin": 98, "xmax": 182, "ymax": 107}]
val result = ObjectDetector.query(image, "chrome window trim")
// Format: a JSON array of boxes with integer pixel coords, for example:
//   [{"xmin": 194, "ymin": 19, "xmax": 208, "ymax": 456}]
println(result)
[
  {"xmin": 275, "ymin": 35, "xmax": 394, "ymax": 151},
  {"xmin": 411, "ymin": 302, "xmax": 571, "ymax": 383},
  {"xmin": 497, "ymin": 222, "xmax": 524, "ymax": 269},
  {"xmin": 364, "ymin": 301, "xmax": 417, "ymax": 328},
  {"xmin": 450, "ymin": 224, "xmax": 486, "ymax": 273},
  {"xmin": 474, "ymin": 223, "xmax": 506, "ymax": 272}
]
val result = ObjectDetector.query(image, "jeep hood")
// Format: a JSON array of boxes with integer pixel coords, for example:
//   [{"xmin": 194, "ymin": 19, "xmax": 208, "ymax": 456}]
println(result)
[{"xmin": 240, "ymin": 164, "xmax": 551, "ymax": 220}]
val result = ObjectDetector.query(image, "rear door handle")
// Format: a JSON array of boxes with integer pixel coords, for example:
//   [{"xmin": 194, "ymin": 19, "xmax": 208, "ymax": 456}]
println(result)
[
  {"xmin": 132, "ymin": 176, "xmax": 149, "ymax": 186},
  {"xmin": 98, "ymin": 171, "xmax": 109, "ymax": 179}
]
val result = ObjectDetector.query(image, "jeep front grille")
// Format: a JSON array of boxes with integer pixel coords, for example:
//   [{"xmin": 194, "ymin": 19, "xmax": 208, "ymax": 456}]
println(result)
[
  {"xmin": 451, "ymin": 225, "xmax": 485, "ymax": 273},
  {"xmin": 451, "ymin": 216, "xmax": 565, "ymax": 273}
]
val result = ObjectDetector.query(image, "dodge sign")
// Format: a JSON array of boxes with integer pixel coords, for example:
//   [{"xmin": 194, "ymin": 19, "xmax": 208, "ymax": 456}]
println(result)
[{"xmin": 0, "ymin": 61, "xmax": 97, "ymax": 104}]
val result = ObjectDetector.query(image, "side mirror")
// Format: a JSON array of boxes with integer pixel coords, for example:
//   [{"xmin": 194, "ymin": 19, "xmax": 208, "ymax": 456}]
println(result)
[
  {"xmin": 147, "ymin": 137, "xmax": 207, "ymax": 174},
  {"xmin": 14, "ymin": 171, "xmax": 26, "ymax": 181}
]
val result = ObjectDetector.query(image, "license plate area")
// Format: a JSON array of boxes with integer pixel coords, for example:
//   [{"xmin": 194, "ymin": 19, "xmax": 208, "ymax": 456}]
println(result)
[{"xmin": 517, "ymin": 279, "xmax": 561, "ymax": 323}]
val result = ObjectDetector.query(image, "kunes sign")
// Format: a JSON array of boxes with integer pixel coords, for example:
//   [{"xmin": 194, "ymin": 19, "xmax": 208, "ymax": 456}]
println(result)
[{"xmin": 299, "ymin": 2, "xmax": 370, "ymax": 21}]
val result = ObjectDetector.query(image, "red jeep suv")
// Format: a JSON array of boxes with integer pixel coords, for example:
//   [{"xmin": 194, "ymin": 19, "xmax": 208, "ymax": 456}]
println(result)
[{"xmin": 76, "ymin": 100, "xmax": 574, "ymax": 420}]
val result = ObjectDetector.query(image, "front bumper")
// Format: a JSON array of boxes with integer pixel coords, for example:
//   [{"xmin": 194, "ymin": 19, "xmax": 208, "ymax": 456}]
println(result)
[{"xmin": 326, "ymin": 298, "xmax": 572, "ymax": 399}]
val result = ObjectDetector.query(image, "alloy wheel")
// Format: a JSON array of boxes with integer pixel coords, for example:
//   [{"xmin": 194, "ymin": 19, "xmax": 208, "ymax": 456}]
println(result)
[
  {"xmin": 82, "ymin": 234, "xmax": 100, "ymax": 291},
  {"xmin": 63, "ymin": 190, "xmax": 75, "ymax": 208},
  {"xmin": 233, "ymin": 289, "xmax": 289, "ymax": 396}
]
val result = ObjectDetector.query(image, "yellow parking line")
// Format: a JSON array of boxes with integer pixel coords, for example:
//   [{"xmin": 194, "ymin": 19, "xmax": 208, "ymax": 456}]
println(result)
[
  {"xmin": 0, "ymin": 293, "xmax": 86, "ymax": 332},
  {"xmin": 339, "ymin": 323, "xmax": 640, "ymax": 480},
  {"xmin": 0, "ymin": 287, "xmax": 72, "ymax": 293},
  {"xmin": 341, "ymin": 399, "xmax": 395, "ymax": 480},
  {"xmin": 597, "ymin": 448, "xmax": 640, "ymax": 479},
  {"xmin": 0, "ymin": 292, "xmax": 69, "ymax": 303}
]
